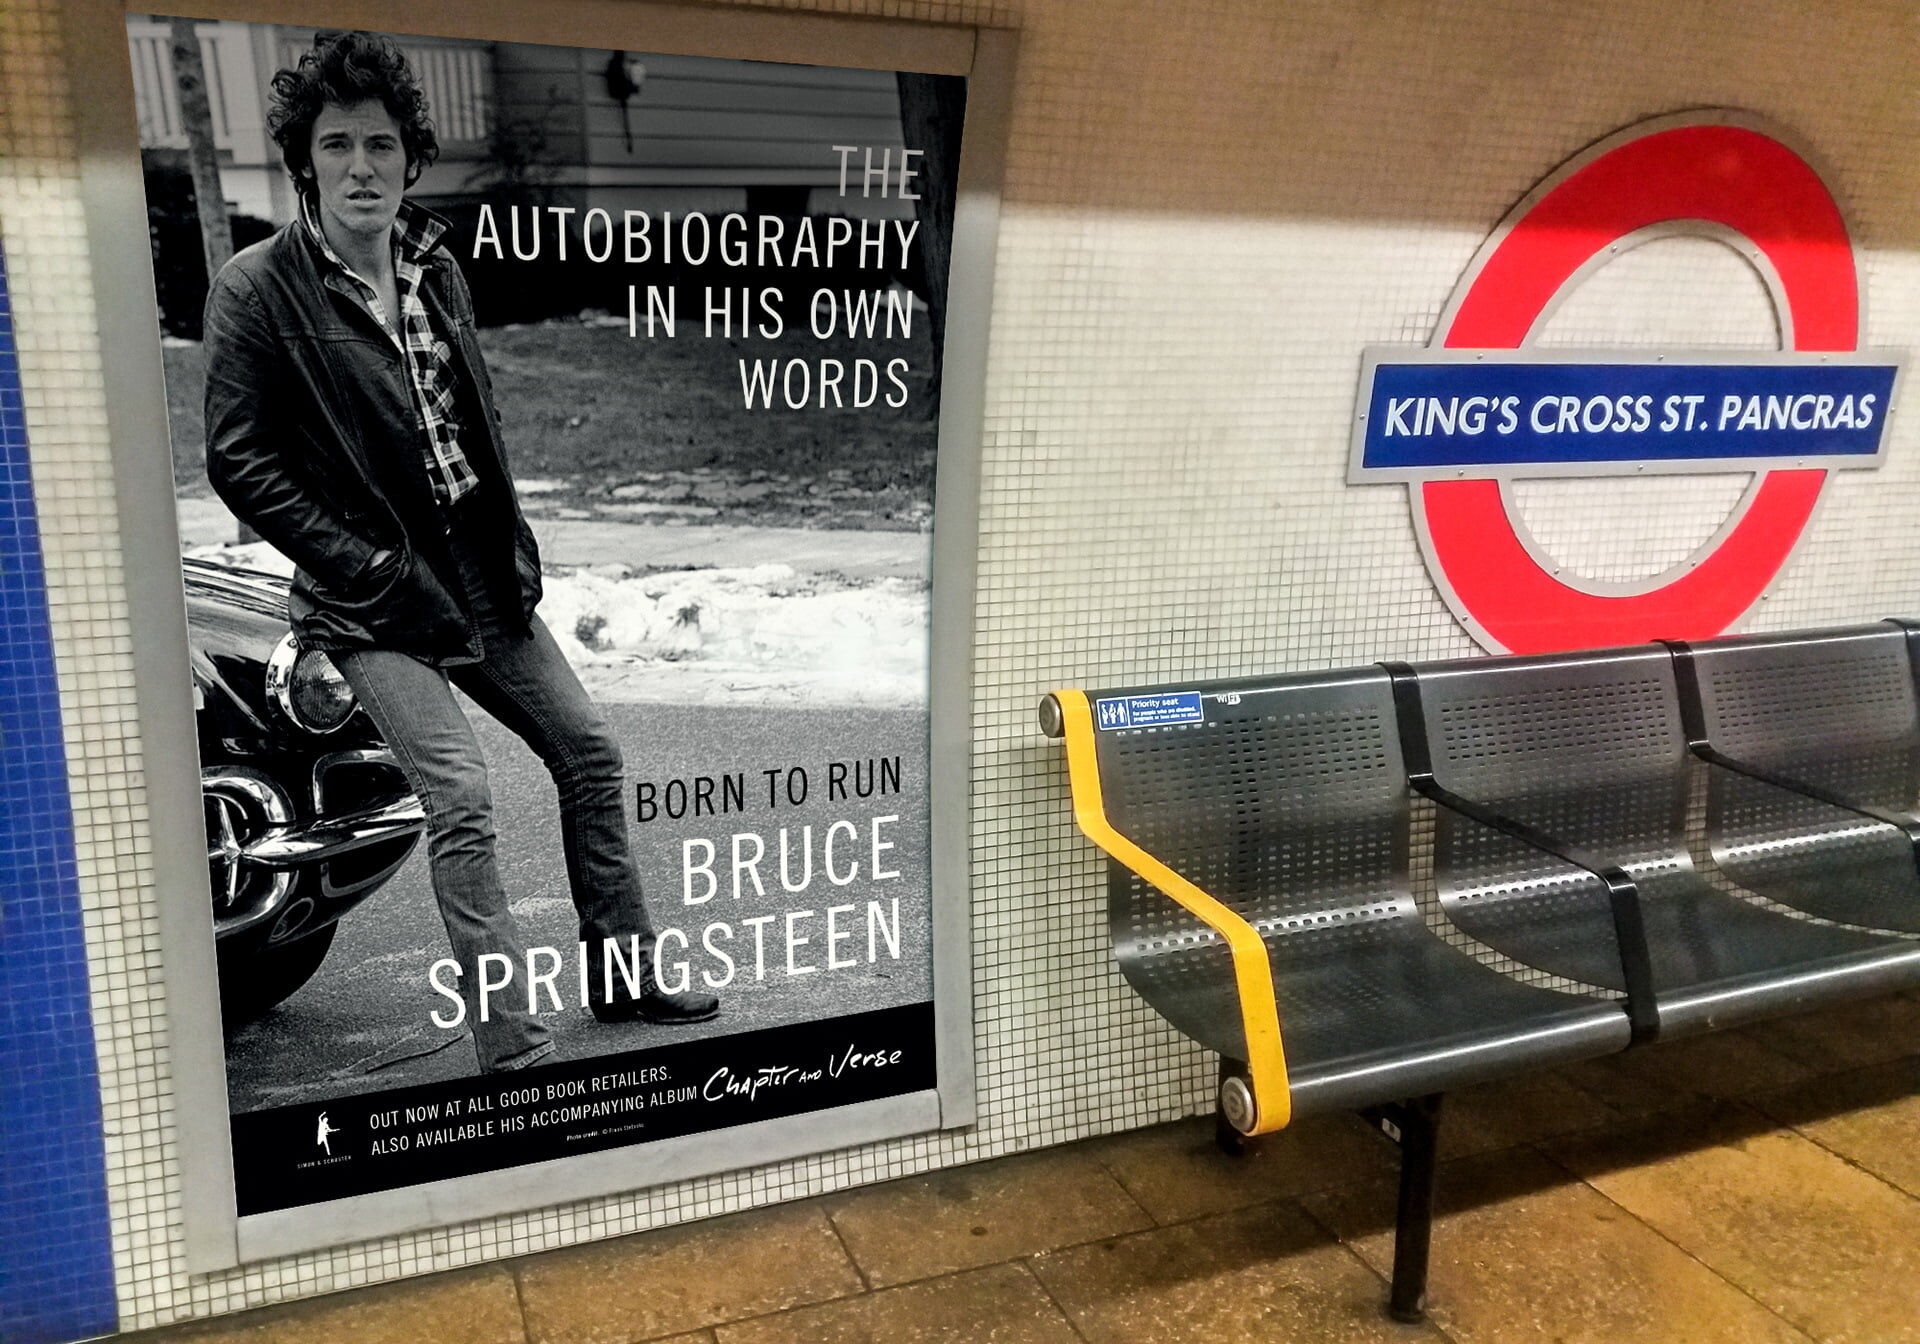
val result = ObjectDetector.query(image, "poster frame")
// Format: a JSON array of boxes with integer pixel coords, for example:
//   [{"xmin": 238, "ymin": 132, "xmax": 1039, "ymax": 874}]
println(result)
[{"xmin": 60, "ymin": 0, "xmax": 1005, "ymax": 1272}]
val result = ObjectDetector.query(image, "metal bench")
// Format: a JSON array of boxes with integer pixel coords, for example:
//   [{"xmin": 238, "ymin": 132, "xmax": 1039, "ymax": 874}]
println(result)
[
  {"xmin": 1664, "ymin": 621, "xmax": 1920, "ymax": 934},
  {"xmin": 1393, "ymin": 644, "xmax": 1920, "ymax": 1038},
  {"xmin": 1038, "ymin": 670, "xmax": 1632, "ymax": 1320},
  {"xmin": 1042, "ymin": 627, "xmax": 1920, "ymax": 1321}
]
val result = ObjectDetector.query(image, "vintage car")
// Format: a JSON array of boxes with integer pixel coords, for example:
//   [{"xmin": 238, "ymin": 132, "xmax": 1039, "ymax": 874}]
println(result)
[{"xmin": 186, "ymin": 556, "xmax": 425, "ymax": 1024}]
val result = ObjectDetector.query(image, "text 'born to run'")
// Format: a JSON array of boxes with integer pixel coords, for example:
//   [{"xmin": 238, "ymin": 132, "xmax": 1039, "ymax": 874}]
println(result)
[{"xmin": 638, "ymin": 757, "xmax": 904, "ymax": 822}]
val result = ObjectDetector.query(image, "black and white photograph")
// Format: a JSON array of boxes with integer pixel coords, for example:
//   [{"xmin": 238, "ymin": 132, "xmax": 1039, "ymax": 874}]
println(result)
[{"xmin": 129, "ymin": 13, "xmax": 964, "ymax": 1214}]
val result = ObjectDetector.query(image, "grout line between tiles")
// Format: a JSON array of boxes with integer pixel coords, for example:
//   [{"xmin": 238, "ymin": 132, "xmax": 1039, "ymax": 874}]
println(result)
[
  {"xmin": 1088, "ymin": 1150, "xmax": 1164, "ymax": 1228},
  {"xmin": 821, "ymin": 1209, "xmax": 872, "ymax": 1292},
  {"xmin": 671, "ymin": 1262, "xmax": 1028, "ymax": 1342},
  {"xmin": 507, "ymin": 1261, "xmax": 534, "ymax": 1344},
  {"xmin": 1012, "ymin": 1256, "xmax": 1093, "ymax": 1344},
  {"xmin": 1530, "ymin": 1140, "xmax": 1823, "ymax": 1344},
  {"xmin": 1744, "ymin": 1051, "xmax": 1920, "ymax": 1203},
  {"xmin": 1764, "ymin": 1118, "xmax": 1920, "ymax": 1203}
]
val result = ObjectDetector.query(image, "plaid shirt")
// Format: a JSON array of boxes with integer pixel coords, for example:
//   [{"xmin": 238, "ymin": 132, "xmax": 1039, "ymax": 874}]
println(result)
[{"xmin": 302, "ymin": 198, "xmax": 478, "ymax": 506}]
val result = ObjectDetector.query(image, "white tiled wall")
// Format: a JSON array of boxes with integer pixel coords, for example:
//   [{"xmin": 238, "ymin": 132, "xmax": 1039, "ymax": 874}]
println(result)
[{"xmin": 5, "ymin": 0, "xmax": 1920, "ymax": 1330}]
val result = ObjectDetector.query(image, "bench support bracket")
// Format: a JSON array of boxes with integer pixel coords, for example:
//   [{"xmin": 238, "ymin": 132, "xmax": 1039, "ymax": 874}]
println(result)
[
  {"xmin": 1215, "ymin": 1057, "xmax": 1250, "ymax": 1156},
  {"xmin": 1363, "ymin": 1093, "xmax": 1444, "ymax": 1324}
]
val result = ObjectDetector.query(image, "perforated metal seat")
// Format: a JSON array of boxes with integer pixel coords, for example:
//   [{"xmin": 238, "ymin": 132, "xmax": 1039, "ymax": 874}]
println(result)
[
  {"xmin": 1672, "ymin": 623, "xmax": 1920, "ymax": 933},
  {"xmin": 1085, "ymin": 667, "xmax": 1629, "ymax": 1115},
  {"xmin": 1411, "ymin": 646, "xmax": 1920, "ymax": 1036}
]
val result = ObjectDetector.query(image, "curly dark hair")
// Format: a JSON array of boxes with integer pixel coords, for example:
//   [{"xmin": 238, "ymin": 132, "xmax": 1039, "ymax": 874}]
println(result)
[{"xmin": 267, "ymin": 31, "xmax": 439, "ymax": 200}]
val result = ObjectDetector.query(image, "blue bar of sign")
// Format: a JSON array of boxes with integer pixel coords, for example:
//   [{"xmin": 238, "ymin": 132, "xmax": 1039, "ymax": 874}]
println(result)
[
  {"xmin": 1095, "ymin": 692, "xmax": 1205, "ymax": 730},
  {"xmin": 1356, "ymin": 359, "xmax": 1897, "ymax": 475}
]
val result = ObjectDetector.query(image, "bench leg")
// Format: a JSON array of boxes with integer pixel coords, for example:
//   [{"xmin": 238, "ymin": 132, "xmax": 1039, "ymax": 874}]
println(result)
[
  {"xmin": 1214, "ymin": 1107, "xmax": 1248, "ymax": 1156},
  {"xmin": 1366, "ymin": 1093, "xmax": 1444, "ymax": 1324}
]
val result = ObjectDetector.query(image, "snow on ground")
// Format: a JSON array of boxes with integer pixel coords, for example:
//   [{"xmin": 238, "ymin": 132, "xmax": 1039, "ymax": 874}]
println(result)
[
  {"xmin": 184, "ymin": 544, "xmax": 928, "ymax": 708},
  {"xmin": 541, "ymin": 564, "xmax": 927, "ymax": 706}
]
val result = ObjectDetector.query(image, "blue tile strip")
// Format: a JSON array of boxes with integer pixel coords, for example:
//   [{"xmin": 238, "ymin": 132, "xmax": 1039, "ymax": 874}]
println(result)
[{"xmin": 0, "ymin": 245, "xmax": 119, "ymax": 1343}]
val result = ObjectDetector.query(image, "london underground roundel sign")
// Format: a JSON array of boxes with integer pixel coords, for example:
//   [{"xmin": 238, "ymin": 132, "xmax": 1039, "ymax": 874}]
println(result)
[{"xmin": 1350, "ymin": 111, "xmax": 1904, "ymax": 654}]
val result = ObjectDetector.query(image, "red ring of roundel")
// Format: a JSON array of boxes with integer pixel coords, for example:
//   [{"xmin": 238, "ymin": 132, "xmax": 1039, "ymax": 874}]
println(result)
[{"xmin": 1413, "ymin": 121, "xmax": 1857, "ymax": 654}]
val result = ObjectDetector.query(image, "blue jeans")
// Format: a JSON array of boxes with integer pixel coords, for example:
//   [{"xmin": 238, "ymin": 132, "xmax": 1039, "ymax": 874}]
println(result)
[{"xmin": 332, "ymin": 522, "xmax": 655, "ymax": 1072}]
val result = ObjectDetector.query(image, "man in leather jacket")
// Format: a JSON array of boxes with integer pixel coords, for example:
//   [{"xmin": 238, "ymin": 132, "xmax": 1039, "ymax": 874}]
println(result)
[{"xmin": 203, "ymin": 30, "xmax": 717, "ymax": 1072}]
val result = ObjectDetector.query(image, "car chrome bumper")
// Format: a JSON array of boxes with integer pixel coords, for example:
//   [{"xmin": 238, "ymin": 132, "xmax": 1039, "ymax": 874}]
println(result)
[
  {"xmin": 205, "ymin": 749, "xmax": 425, "ymax": 942},
  {"xmin": 243, "ymin": 794, "xmax": 426, "ymax": 865}
]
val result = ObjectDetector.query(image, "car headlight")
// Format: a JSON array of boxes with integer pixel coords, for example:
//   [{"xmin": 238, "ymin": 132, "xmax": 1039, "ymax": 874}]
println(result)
[{"xmin": 266, "ymin": 633, "xmax": 357, "ymax": 734}]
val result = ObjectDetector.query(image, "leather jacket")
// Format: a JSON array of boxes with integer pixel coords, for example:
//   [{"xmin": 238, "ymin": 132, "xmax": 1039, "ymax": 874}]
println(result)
[{"xmin": 202, "ymin": 206, "xmax": 542, "ymax": 666}]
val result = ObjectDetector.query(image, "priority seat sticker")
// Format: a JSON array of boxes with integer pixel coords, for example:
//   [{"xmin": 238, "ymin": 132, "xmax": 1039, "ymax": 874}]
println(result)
[{"xmin": 1094, "ymin": 692, "xmax": 1205, "ymax": 730}]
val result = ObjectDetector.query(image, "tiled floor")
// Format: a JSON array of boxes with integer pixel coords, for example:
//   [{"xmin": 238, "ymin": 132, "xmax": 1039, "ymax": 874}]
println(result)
[{"xmin": 122, "ymin": 992, "xmax": 1920, "ymax": 1344}]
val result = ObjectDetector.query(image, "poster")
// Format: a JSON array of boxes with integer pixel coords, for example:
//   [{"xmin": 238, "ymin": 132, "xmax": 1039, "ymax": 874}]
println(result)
[{"xmin": 127, "ymin": 14, "xmax": 966, "ymax": 1220}]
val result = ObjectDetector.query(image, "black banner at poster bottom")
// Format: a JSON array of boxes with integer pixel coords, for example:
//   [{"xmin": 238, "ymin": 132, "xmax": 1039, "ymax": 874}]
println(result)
[{"xmin": 233, "ymin": 1002, "xmax": 935, "ymax": 1215}]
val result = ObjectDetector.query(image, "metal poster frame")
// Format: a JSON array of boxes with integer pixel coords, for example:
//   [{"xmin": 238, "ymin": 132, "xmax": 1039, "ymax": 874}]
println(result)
[{"xmin": 61, "ymin": 0, "xmax": 1006, "ymax": 1270}]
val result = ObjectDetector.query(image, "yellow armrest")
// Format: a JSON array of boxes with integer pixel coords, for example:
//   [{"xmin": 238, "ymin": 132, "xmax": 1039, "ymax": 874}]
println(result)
[{"xmin": 1050, "ymin": 688, "xmax": 1291, "ymax": 1134}]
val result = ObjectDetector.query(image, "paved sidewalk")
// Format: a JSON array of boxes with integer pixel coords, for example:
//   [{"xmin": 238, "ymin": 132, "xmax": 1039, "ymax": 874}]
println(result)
[{"xmin": 120, "ymin": 989, "xmax": 1920, "ymax": 1344}]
